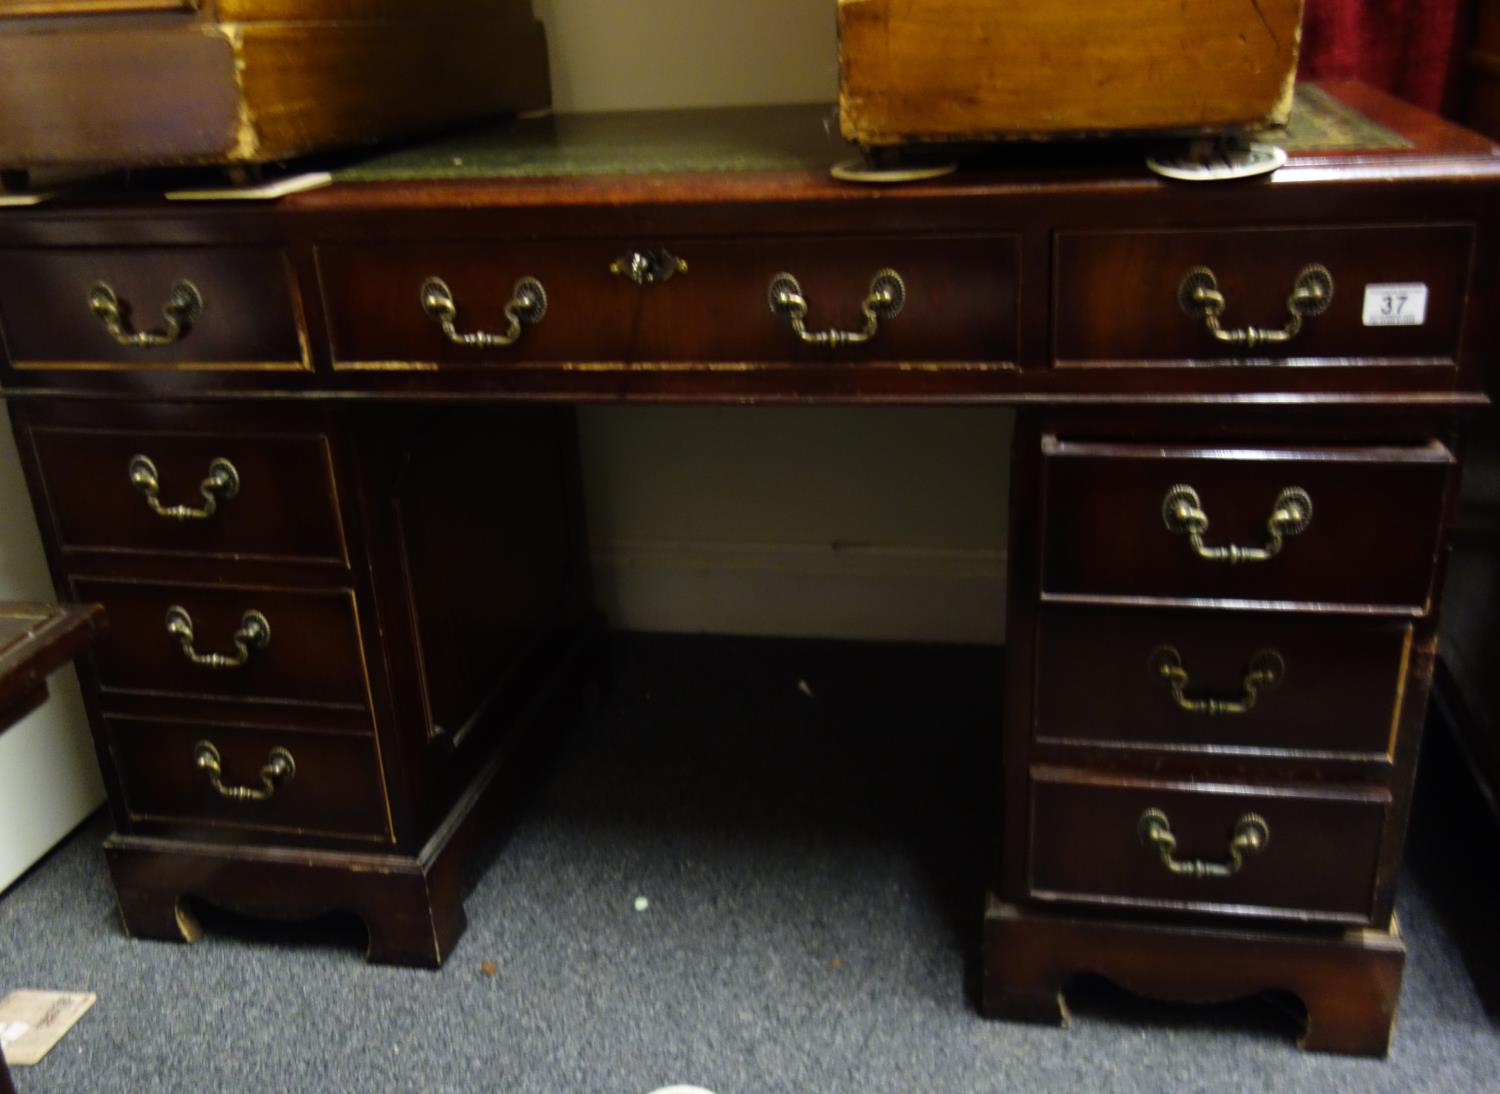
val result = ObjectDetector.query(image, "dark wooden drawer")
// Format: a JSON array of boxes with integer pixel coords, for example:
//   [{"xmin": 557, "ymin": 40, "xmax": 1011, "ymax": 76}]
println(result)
[
  {"xmin": 0, "ymin": 247, "xmax": 307, "ymax": 370},
  {"xmin": 1035, "ymin": 608, "xmax": 1411, "ymax": 759},
  {"xmin": 1028, "ymin": 768, "xmax": 1388, "ymax": 924},
  {"xmin": 72, "ymin": 577, "xmax": 371, "ymax": 712},
  {"xmin": 1053, "ymin": 225, "xmax": 1472, "ymax": 366},
  {"xmin": 108, "ymin": 716, "xmax": 391, "ymax": 842},
  {"xmin": 26, "ymin": 424, "xmax": 346, "ymax": 565},
  {"xmin": 317, "ymin": 235, "xmax": 1019, "ymax": 367},
  {"xmin": 1040, "ymin": 437, "xmax": 1453, "ymax": 611}
]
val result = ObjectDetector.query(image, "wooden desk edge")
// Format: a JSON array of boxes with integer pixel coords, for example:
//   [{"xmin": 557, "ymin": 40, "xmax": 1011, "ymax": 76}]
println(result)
[{"xmin": 0, "ymin": 602, "xmax": 106, "ymax": 719}]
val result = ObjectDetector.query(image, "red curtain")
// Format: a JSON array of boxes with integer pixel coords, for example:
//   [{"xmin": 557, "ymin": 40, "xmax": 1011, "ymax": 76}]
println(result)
[{"xmin": 1298, "ymin": 0, "xmax": 1471, "ymax": 114}]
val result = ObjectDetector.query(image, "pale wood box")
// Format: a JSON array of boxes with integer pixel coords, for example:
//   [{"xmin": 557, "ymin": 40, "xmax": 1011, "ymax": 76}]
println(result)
[
  {"xmin": 0, "ymin": 0, "xmax": 550, "ymax": 170},
  {"xmin": 838, "ymin": 0, "xmax": 1304, "ymax": 145}
]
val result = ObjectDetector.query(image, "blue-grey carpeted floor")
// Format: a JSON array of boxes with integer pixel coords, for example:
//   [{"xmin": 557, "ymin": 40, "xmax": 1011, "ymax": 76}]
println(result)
[{"xmin": 3, "ymin": 635, "xmax": 1499, "ymax": 1093}]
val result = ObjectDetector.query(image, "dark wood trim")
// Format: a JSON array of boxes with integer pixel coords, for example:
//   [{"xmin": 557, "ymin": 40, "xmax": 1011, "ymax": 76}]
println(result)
[
  {"xmin": 982, "ymin": 896, "xmax": 1405, "ymax": 1056},
  {"xmin": 0, "ymin": 601, "xmax": 103, "ymax": 712}
]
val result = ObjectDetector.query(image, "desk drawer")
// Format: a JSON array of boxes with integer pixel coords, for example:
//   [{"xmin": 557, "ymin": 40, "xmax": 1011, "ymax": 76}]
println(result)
[
  {"xmin": 1053, "ymin": 225, "xmax": 1471, "ymax": 367},
  {"xmin": 1035, "ymin": 608, "xmax": 1410, "ymax": 758},
  {"xmin": 28, "ymin": 425, "xmax": 346, "ymax": 565},
  {"xmin": 0, "ymin": 247, "xmax": 307, "ymax": 370},
  {"xmin": 73, "ymin": 577, "xmax": 371, "ymax": 712},
  {"xmin": 318, "ymin": 235, "xmax": 1019, "ymax": 367},
  {"xmin": 1040, "ymin": 438, "xmax": 1453, "ymax": 611},
  {"xmin": 1028, "ymin": 769, "xmax": 1388, "ymax": 924},
  {"xmin": 109, "ymin": 716, "xmax": 390, "ymax": 842}
]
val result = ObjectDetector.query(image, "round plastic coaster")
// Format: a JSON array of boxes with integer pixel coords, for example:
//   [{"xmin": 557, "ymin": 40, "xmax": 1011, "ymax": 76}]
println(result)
[
  {"xmin": 830, "ymin": 158, "xmax": 958, "ymax": 184},
  {"xmin": 1146, "ymin": 142, "xmax": 1287, "ymax": 182}
]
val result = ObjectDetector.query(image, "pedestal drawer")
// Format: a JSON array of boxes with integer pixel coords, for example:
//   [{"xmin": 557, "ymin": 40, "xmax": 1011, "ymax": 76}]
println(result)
[
  {"xmin": 1053, "ymin": 225, "xmax": 1472, "ymax": 366},
  {"xmin": 72, "ymin": 577, "xmax": 371, "ymax": 712},
  {"xmin": 1040, "ymin": 437, "xmax": 1453, "ymax": 611},
  {"xmin": 108, "ymin": 716, "xmax": 391, "ymax": 842},
  {"xmin": 0, "ymin": 247, "xmax": 307, "ymax": 370},
  {"xmin": 1034, "ymin": 608, "xmax": 1411, "ymax": 759},
  {"xmin": 27, "ymin": 424, "xmax": 346, "ymax": 565},
  {"xmin": 1028, "ymin": 768, "xmax": 1388, "ymax": 924},
  {"xmin": 318, "ymin": 235, "xmax": 1019, "ymax": 367}
]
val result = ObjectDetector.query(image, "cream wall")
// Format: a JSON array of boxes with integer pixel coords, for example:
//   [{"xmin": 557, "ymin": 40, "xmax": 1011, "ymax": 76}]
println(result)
[
  {"xmin": 532, "ymin": 2, "xmax": 1011, "ymax": 642},
  {"xmin": 580, "ymin": 407, "xmax": 1012, "ymax": 642},
  {"xmin": 0, "ymin": 415, "xmax": 105, "ymax": 891},
  {"xmin": 532, "ymin": 0, "xmax": 839, "ymax": 112}
]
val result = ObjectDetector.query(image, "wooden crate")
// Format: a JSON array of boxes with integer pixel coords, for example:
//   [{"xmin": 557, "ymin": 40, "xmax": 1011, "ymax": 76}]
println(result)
[
  {"xmin": 838, "ymin": 0, "xmax": 1304, "ymax": 145},
  {"xmin": 0, "ymin": 1, "xmax": 550, "ymax": 170}
]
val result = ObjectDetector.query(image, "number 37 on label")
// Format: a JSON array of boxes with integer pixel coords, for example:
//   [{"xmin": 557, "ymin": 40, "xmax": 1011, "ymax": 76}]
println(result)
[{"xmin": 1362, "ymin": 283, "xmax": 1428, "ymax": 326}]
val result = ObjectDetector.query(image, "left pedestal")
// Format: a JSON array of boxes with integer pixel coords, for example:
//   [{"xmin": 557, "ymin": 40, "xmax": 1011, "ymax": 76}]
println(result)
[{"xmin": 8, "ymin": 400, "xmax": 592, "ymax": 966}]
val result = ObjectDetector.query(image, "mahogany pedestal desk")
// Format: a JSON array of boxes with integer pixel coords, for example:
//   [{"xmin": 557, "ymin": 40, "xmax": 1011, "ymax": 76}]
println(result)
[{"xmin": 0, "ymin": 83, "xmax": 1495, "ymax": 1057}]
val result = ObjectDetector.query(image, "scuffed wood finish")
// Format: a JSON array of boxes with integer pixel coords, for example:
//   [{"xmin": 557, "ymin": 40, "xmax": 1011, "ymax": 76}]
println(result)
[
  {"xmin": 102, "ymin": 608, "xmax": 593, "ymax": 967},
  {"xmin": 72, "ymin": 577, "xmax": 371, "ymax": 709},
  {"xmin": 0, "ymin": 89, "xmax": 1492, "ymax": 1049},
  {"xmin": 1034, "ymin": 608, "xmax": 1411, "ymax": 759},
  {"xmin": 107, "ymin": 715, "xmax": 391, "ymax": 841},
  {"xmin": 0, "ymin": 1, "xmax": 191, "ymax": 16},
  {"xmin": 0, "ymin": 247, "xmax": 306, "ymax": 369},
  {"xmin": 0, "ymin": 28, "xmax": 240, "ymax": 168},
  {"xmin": 7, "ymin": 397, "xmax": 594, "ymax": 965},
  {"xmin": 317, "ymin": 235, "xmax": 1021, "ymax": 368},
  {"xmin": 1, "ymin": 87, "xmax": 1492, "ymax": 403},
  {"xmin": 232, "ymin": 16, "xmax": 549, "ymax": 166},
  {"xmin": 1039, "ymin": 439, "xmax": 1454, "ymax": 612},
  {"xmin": 983, "ymin": 898, "xmax": 1406, "ymax": 1056},
  {"xmin": 999, "ymin": 405, "xmax": 1462, "ymax": 1054},
  {"xmin": 1028, "ymin": 767, "xmax": 1389, "ymax": 923},
  {"xmin": 0, "ymin": 601, "xmax": 103, "ymax": 725},
  {"xmin": 839, "ymin": 0, "xmax": 1304, "ymax": 144},
  {"xmin": 1053, "ymin": 225, "xmax": 1472, "ymax": 366},
  {"xmin": 0, "ymin": 0, "xmax": 549, "ymax": 168},
  {"xmin": 27, "ymin": 424, "xmax": 347, "ymax": 563},
  {"xmin": 217, "ymin": 1, "xmax": 519, "ymax": 18}
]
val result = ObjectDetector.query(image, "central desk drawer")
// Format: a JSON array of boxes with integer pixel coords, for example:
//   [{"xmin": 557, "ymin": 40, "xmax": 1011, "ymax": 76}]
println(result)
[
  {"xmin": 1034, "ymin": 608, "xmax": 1410, "ymax": 758},
  {"xmin": 27, "ymin": 424, "xmax": 347, "ymax": 565},
  {"xmin": 1028, "ymin": 769, "xmax": 1388, "ymax": 924},
  {"xmin": 1053, "ymin": 224, "xmax": 1472, "ymax": 366},
  {"xmin": 317, "ymin": 235, "xmax": 1020, "ymax": 367},
  {"xmin": 1040, "ymin": 438, "xmax": 1453, "ymax": 611},
  {"xmin": 73, "ymin": 577, "xmax": 371, "ymax": 712},
  {"xmin": 0, "ymin": 247, "xmax": 307, "ymax": 370},
  {"xmin": 108, "ymin": 716, "xmax": 391, "ymax": 842}
]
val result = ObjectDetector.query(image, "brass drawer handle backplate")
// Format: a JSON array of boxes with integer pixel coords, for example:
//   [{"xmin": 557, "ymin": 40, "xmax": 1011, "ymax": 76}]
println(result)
[
  {"xmin": 88, "ymin": 279, "xmax": 203, "ymax": 348},
  {"xmin": 165, "ymin": 605, "xmax": 270, "ymax": 669},
  {"xmin": 128, "ymin": 454, "xmax": 239, "ymax": 522},
  {"xmin": 1178, "ymin": 263, "xmax": 1333, "ymax": 350},
  {"xmin": 1137, "ymin": 808, "xmax": 1270, "ymax": 879},
  {"xmin": 768, "ymin": 268, "xmax": 905, "ymax": 347},
  {"xmin": 1150, "ymin": 646, "xmax": 1285, "ymax": 716},
  {"xmin": 420, "ymin": 276, "xmax": 547, "ymax": 348},
  {"xmin": 193, "ymin": 740, "xmax": 295, "ymax": 803},
  {"xmin": 1162, "ymin": 484, "xmax": 1312, "ymax": 564},
  {"xmin": 610, "ymin": 248, "xmax": 688, "ymax": 285}
]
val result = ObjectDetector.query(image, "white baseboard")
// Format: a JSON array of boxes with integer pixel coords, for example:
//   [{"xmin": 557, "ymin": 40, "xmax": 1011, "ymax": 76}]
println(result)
[{"xmin": 591, "ymin": 540, "xmax": 1006, "ymax": 644}]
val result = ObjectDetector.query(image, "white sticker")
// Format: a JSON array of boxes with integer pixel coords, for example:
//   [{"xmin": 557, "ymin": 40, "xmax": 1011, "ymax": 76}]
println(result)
[{"xmin": 1362, "ymin": 283, "xmax": 1428, "ymax": 326}]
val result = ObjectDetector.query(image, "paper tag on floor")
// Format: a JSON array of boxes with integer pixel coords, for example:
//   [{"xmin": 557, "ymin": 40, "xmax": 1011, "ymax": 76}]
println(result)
[{"xmin": 0, "ymin": 990, "xmax": 96, "ymax": 1066}]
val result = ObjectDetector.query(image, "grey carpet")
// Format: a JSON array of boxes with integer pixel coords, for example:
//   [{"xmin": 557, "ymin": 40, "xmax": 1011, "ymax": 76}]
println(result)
[{"xmin": 3, "ymin": 635, "xmax": 1498, "ymax": 1094}]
